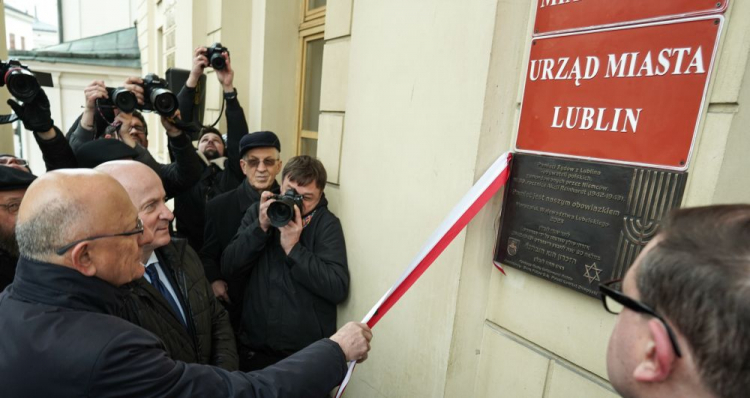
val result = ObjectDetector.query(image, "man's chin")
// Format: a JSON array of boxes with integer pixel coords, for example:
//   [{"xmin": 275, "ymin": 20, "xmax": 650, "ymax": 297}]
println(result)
[{"xmin": 203, "ymin": 149, "xmax": 221, "ymax": 160}]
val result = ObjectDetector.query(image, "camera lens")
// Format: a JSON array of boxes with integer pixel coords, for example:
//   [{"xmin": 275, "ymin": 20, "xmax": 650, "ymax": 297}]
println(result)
[
  {"xmin": 112, "ymin": 89, "xmax": 136, "ymax": 113},
  {"xmin": 150, "ymin": 88, "xmax": 178, "ymax": 115},
  {"xmin": 268, "ymin": 201, "xmax": 293, "ymax": 228},
  {"xmin": 210, "ymin": 52, "xmax": 226, "ymax": 70},
  {"xmin": 6, "ymin": 69, "xmax": 40, "ymax": 102}
]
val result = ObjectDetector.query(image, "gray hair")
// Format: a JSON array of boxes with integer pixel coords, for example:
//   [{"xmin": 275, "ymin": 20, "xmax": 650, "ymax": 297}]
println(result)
[
  {"xmin": 16, "ymin": 201, "xmax": 84, "ymax": 261},
  {"xmin": 637, "ymin": 205, "xmax": 750, "ymax": 398}
]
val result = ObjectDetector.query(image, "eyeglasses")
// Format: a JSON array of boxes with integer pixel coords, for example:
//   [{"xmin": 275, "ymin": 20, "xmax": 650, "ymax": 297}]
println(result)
[
  {"xmin": 55, "ymin": 217, "xmax": 144, "ymax": 255},
  {"xmin": 129, "ymin": 125, "xmax": 146, "ymax": 134},
  {"xmin": 0, "ymin": 202, "xmax": 21, "ymax": 215},
  {"xmin": 0, "ymin": 158, "xmax": 28, "ymax": 166},
  {"xmin": 245, "ymin": 158, "xmax": 278, "ymax": 168},
  {"xmin": 599, "ymin": 279, "xmax": 682, "ymax": 357}
]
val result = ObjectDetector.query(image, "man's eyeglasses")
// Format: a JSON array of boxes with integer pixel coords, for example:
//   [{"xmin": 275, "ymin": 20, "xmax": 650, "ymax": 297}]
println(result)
[
  {"xmin": 0, "ymin": 202, "xmax": 21, "ymax": 215},
  {"xmin": 599, "ymin": 279, "xmax": 683, "ymax": 357},
  {"xmin": 245, "ymin": 158, "xmax": 278, "ymax": 168},
  {"xmin": 55, "ymin": 218, "xmax": 144, "ymax": 255}
]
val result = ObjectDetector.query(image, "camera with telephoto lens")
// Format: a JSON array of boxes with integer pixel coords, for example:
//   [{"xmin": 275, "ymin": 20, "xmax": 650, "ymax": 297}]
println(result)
[
  {"xmin": 139, "ymin": 73, "xmax": 178, "ymax": 116},
  {"xmin": 205, "ymin": 43, "xmax": 229, "ymax": 70},
  {"xmin": 268, "ymin": 189, "xmax": 304, "ymax": 228},
  {"xmin": 103, "ymin": 87, "xmax": 137, "ymax": 113},
  {"xmin": 0, "ymin": 60, "xmax": 42, "ymax": 102}
]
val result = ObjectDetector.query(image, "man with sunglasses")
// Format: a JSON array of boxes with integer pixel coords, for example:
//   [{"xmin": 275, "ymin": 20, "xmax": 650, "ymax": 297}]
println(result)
[
  {"xmin": 200, "ymin": 130, "xmax": 282, "ymax": 324},
  {"xmin": 97, "ymin": 160, "xmax": 238, "ymax": 370},
  {"xmin": 0, "ymin": 169, "xmax": 372, "ymax": 397},
  {"xmin": 600, "ymin": 205, "xmax": 750, "ymax": 398}
]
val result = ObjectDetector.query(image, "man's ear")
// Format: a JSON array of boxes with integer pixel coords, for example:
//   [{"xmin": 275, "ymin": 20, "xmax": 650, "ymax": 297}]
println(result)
[
  {"xmin": 633, "ymin": 319, "xmax": 677, "ymax": 382},
  {"xmin": 69, "ymin": 242, "xmax": 97, "ymax": 277},
  {"xmin": 239, "ymin": 159, "xmax": 249, "ymax": 176}
]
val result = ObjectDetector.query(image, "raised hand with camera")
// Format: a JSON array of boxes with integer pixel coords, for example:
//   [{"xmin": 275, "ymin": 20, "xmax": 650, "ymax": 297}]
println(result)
[{"xmin": 7, "ymin": 84, "xmax": 53, "ymax": 134}]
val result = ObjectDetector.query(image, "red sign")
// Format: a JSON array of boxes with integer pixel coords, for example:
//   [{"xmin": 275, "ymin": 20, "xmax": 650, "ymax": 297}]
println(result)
[
  {"xmin": 534, "ymin": 0, "xmax": 727, "ymax": 36},
  {"xmin": 515, "ymin": 16, "xmax": 723, "ymax": 170}
]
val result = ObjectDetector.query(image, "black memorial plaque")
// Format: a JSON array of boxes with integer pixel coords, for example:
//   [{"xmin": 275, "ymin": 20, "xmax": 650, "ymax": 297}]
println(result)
[{"xmin": 495, "ymin": 154, "xmax": 687, "ymax": 298}]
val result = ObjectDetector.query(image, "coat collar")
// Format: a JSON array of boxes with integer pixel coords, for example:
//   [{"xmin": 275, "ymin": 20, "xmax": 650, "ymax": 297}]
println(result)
[
  {"xmin": 10, "ymin": 257, "xmax": 126, "ymax": 316},
  {"xmin": 197, "ymin": 150, "xmax": 227, "ymax": 170},
  {"xmin": 238, "ymin": 178, "xmax": 280, "ymax": 212}
]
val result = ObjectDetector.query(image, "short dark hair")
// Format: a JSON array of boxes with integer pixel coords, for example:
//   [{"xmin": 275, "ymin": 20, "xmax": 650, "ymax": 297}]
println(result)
[
  {"xmin": 282, "ymin": 156, "xmax": 327, "ymax": 191},
  {"xmin": 637, "ymin": 205, "xmax": 750, "ymax": 398},
  {"xmin": 199, "ymin": 125, "xmax": 221, "ymax": 139}
]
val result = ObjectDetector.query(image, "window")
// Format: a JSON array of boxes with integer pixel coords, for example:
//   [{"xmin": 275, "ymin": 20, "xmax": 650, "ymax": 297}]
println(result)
[
  {"xmin": 8, "ymin": 33, "xmax": 15, "ymax": 50},
  {"xmin": 296, "ymin": 0, "xmax": 326, "ymax": 156}
]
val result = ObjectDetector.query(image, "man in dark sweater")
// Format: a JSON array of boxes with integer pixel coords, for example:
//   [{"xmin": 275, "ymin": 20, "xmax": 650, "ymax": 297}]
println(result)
[{"xmin": 222, "ymin": 156, "xmax": 350, "ymax": 370}]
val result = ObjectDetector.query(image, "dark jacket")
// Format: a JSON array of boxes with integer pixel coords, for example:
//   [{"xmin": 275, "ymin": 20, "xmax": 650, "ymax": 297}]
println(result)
[
  {"xmin": 122, "ymin": 239, "xmax": 238, "ymax": 370},
  {"xmin": 221, "ymin": 195, "xmax": 350, "ymax": 352},
  {"xmin": 0, "ymin": 257, "xmax": 348, "ymax": 398},
  {"xmin": 173, "ymin": 86, "xmax": 247, "ymax": 252},
  {"xmin": 201, "ymin": 179, "xmax": 279, "ymax": 329},
  {"xmin": 66, "ymin": 114, "xmax": 203, "ymax": 199},
  {"xmin": 0, "ymin": 249, "xmax": 16, "ymax": 292}
]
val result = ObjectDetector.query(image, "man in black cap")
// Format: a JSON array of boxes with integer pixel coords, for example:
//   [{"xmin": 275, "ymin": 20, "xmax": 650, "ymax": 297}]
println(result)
[
  {"xmin": 0, "ymin": 167, "xmax": 36, "ymax": 291},
  {"xmin": 172, "ymin": 48, "xmax": 250, "ymax": 252},
  {"xmin": 200, "ymin": 130, "xmax": 282, "ymax": 322}
]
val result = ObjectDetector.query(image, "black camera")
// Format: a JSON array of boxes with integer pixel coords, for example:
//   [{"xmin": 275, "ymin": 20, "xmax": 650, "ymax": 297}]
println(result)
[
  {"xmin": 0, "ymin": 60, "xmax": 42, "ymax": 102},
  {"xmin": 103, "ymin": 87, "xmax": 137, "ymax": 113},
  {"xmin": 268, "ymin": 189, "xmax": 304, "ymax": 228},
  {"xmin": 205, "ymin": 43, "xmax": 229, "ymax": 70},
  {"xmin": 139, "ymin": 73, "xmax": 178, "ymax": 116}
]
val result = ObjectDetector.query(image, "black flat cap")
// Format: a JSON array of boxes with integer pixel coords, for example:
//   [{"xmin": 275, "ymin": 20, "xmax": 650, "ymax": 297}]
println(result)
[
  {"xmin": 0, "ymin": 166, "xmax": 36, "ymax": 191},
  {"xmin": 75, "ymin": 139, "xmax": 138, "ymax": 169},
  {"xmin": 239, "ymin": 131, "xmax": 281, "ymax": 158}
]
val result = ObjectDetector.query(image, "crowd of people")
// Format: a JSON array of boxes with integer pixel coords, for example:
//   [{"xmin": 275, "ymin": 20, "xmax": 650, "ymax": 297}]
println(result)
[{"xmin": 0, "ymin": 47, "xmax": 747, "ymax": 398}]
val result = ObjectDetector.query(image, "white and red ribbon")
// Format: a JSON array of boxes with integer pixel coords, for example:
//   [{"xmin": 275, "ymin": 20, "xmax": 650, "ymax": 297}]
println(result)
[{"xmin": 335, "ymin": 152, "xmax": 512, "ymax": 397}]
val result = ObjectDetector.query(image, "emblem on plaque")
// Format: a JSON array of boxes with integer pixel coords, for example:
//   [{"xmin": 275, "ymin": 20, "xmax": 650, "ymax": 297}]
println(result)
[
  {"xmin": 583, "ymin": 262, "xmax": 602, "ymax": 284},
  {"xmin": 507, "ymin": 238, "xmax": 520, "ymax": 256}
]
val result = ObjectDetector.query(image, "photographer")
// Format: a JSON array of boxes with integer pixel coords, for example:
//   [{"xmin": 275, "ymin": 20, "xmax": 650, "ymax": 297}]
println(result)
[
  {"xmin": 172, "ymin": 46, "xmax": 247, "ymax": 253},
  {"xmin": 66, "ymin": 78, "xmax": 202, "ymax": 198},
  {"xmin": 221, "ymin": 156, "xmax": 349, "ymax": 371}
]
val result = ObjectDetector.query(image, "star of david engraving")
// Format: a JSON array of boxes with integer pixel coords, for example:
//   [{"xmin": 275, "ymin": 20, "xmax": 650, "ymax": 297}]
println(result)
[{"xmin": 583, "ymin": 262, "xmax": 602, "ymax": 284}]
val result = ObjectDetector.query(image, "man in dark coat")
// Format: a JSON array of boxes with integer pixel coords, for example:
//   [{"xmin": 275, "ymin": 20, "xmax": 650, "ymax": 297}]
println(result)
[
  {"xmin": 0, "ymin": 169, "xmax": 372, "ymax": 397},
  {"xmin": 200, "ymin": 130, "xmax": 282, "ymax": 323},
  {"xmin": 98, "ymin": 160, "xmax": 238, "ymax": 370},
  {"xmin": 222, "ymin": 156, "xmax": 350, "ymax": 370},
  {"xmin": 0, "ymin": 167, "xmax": 35, "ymax": 291},
  {"xmin": 173, "ymin": 48, "xmax": 247, "ymax": 252}
]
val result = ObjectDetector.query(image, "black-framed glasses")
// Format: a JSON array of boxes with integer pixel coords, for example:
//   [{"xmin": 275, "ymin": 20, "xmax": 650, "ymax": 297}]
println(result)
[
  {"xmin": 55, "ymin": 217, "xmax": 144, "ymax": 255},
  {"xmin": 599, "ymin": 279, "xmax": 683, "ymax": 358},
  {"xmin": 0, "ymin": 202, "xmax": 21, "ymax": 215}
]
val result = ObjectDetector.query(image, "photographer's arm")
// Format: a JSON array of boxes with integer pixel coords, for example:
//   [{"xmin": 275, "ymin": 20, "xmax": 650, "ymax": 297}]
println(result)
[
  {"xmin": 286, "ymin": 216, "xmax": 350, "ymax": 304},
  {"xmin": 217, "ymin": 53, "xmax": 246, "ymax": 181},
  {"xmin": 33, "ymin": 126, "xmax": 78, "ymax": 170},
  {"xmin": 177, "ymin": 47, "xmax": 208, "ymax": 124}
]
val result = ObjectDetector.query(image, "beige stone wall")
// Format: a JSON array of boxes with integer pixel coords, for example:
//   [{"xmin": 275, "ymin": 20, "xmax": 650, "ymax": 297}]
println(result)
[{"xmin": 0, "ymin": 4, "xmax": 14, "ymax": 155}]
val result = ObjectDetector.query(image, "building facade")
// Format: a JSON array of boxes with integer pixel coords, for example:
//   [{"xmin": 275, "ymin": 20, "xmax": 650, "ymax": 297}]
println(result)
[{"xmin": 135, "ymin": 1, "xmax": 750, "ymax": 397}]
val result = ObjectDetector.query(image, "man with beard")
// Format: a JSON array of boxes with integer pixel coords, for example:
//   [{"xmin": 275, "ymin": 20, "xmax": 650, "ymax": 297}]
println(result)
[
  {"xmin": 200, "ymin": 130, "xmax": 282, "ymax": 322},
  {"xmin": 173, "ymin": 47, "xmax": 247, "ymax": 252},
  {"xmin": 97, "ymin": 161, "xmax": 238, "ymax": 370},
  {"xmin": 0, "ymin": 167, "xmax": 36, "ymax": 291}
]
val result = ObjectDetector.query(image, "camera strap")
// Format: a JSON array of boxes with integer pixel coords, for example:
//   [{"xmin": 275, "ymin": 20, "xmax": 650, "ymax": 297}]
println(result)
[{"xmin": 0, "ymin": 113, "xmax": 19, "ymax": 125}]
